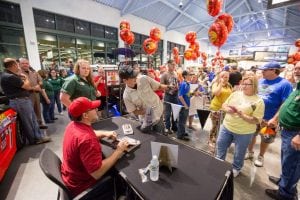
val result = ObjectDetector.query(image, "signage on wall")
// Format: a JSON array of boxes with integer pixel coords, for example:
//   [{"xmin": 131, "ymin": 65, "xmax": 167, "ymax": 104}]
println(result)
[
  {"xmin": 105, "ymin": 70, "xmax": 120, "ymax": 86},
  {"xmin": 254, "ymin": 51, "xmax": 288, "ymax": 62},
  {"xmin": 267, "ymin": 0, "xmax": 299, "ymax": 9}
]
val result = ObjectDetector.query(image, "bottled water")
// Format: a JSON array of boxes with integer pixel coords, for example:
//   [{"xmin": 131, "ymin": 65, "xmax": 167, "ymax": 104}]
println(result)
[{"xmin": 149, "ymin": 155, "xmax": 159, "ymax": 181}]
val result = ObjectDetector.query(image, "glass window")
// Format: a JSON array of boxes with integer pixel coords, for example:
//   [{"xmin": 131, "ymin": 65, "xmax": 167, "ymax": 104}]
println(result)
[
  {"xmin": 58, "ymin": 36, "xmax": 76, "ymax": 65},
  {"xmin": 106, "ymin": 43, "xmax": 117, "ymax": 64},
  {"xmin": 56, "ymin": 15, "xmax": 74, "ymax": 33},
  {"xmin": 0, "ymin": 28, "xmax": 26, "ymax": 70},
  {"xmin": 37, "ymin": 33, "xmax": 59, "ymax": 70},
  {"xmin": 141, "ymin": 35, "xmax": 148, "ymax": 44},
  {"xmin": 0, "ymin": 2, "xmax": 22, "ymax": 24},
  {"xmin": 76, "ymin": 38, "xmax": 92, "ymax": 63},
  {"xmin": 91, "ymin": 23, "xmax": 105, "ymax": 38},
  {"xmin": 93, "ymin": 40, "xmax": 105, "ymax": 64},
  {"xmin": 133, "ymin": 33, "xmax": 141, "ymax": 45},
  {"xmin": 33, "ymin": 9, "xmax": 55, "ymax": 29},
  {"xmin": 105, "ymin": 26, "xmax": 117, "ymax": 40},
  {"xmin": 75, "ymin": 19, "xmax": 90, "ymax": 36}
]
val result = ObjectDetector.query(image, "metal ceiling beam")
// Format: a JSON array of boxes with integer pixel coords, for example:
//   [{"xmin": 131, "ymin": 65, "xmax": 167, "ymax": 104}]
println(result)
[
  {"xmin": 166, "ymin": 0, "xmax": 194, "ymax": 29},
  {"xmin": 244, "ymin": 0, "xmax": 252, "ymax": 12},
  {"xmin": 199, "ymin": 25, "xmax": 300, "ymax": 40},
  {"xmin": 121, "ymin": 0, "xmax": 132, "ymax": 16},
  {"xmin": 167, "ymin": 2, "xmax": 300, "ymax": 31},
  {"xmin": 159, "ymin": 0, "xmax": 199, "ymax": 22},
  {"xmin": 121, "ymin": 0, "xmax": 159, "ymax": 16},
  {"xmin": 227, "ymin": 0, "xmax": 247, "ymax": 14}
]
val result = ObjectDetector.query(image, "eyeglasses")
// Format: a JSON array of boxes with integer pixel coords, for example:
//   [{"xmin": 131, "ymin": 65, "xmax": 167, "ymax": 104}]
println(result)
[{"xmin": 242, "ymin": 84, "xmax": 253, "ymax": 86}]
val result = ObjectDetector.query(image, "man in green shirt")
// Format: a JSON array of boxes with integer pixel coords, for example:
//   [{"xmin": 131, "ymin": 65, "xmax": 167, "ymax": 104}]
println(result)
[{"xmin": 265, "ymin": 61, "xmax": 300, "ymax": 200}]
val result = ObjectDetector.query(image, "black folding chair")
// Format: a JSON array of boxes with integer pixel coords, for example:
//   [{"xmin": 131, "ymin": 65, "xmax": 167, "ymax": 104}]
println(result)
[{"xmin": 39, "ymin": 148, "xmax": 114, "ymax": 200}]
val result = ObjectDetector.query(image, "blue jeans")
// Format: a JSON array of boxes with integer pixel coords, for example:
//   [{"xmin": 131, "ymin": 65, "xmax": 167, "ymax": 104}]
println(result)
[
  {"xmin": 41, "ymin": 96, "xmax": 55, "ymax": 122},
  {"xmin": 9, "ymin": 98, "xmax": 44, "ymax": 144},
  {"xmin": 164, "ymin": 94, "xmax": 178, "ymax": 130},
  {"xmin": 278, "ymin": 129, "xmax": 300, "ymax": 199},
  {"xmin": 216, "ymin": 126, "xmax": 254, "ymax": 171},
  {"xmin": 54, "ymin": 90, "xmax": 62, "ymax": 113},
  {"xmin": 177, "ymin": 107, "xmax": 189, "ymax": 138}
]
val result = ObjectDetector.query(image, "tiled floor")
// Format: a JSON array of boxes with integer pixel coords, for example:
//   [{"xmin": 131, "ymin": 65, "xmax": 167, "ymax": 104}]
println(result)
[{"xmin": 0, "ymin": 112, "xmax": 298, "ymax": 200}]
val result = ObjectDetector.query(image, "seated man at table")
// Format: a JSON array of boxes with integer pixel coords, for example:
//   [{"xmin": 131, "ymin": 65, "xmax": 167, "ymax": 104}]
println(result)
[
  {"xmin": 119, "ymin": 65, "xmax": 170, "ymax": 134},
  {"xmin": 61, "ymin": 97, "xmax": 129, "ymax": 199}
]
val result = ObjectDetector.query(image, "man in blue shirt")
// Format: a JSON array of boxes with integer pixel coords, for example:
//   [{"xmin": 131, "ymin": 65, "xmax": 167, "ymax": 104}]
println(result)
[
  {"xmin": 177, "ymin": 70, "xmax": 192, "ymax": 141},
  {"xmin": 245, "ymin": 61, "xmax": 293, "ymax": 167}
]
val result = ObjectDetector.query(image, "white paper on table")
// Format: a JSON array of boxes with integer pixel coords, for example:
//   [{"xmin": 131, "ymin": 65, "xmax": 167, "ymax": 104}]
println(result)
[{"xmin": 151, "ymin": 141, "xmax": 179, "ymax": 168}]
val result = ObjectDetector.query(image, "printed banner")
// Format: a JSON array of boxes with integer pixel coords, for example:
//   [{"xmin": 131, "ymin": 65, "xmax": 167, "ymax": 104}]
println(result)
[
  {"xmin": 171, "ymin": 103, "xmax": 182, "ymax": 121},
  {"xmin": 197, "ymin": 109, "xmax": 211, "ymax": 129}
]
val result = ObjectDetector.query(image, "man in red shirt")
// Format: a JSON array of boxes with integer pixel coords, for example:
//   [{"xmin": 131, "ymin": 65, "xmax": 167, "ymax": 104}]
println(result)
[
  {"xmin": 94, "ymin": 67, "xmax": 107, "ymax": 118},
  {"xmin": 61, "ymin": 97, "xmax": 128, "ymax": 198}
]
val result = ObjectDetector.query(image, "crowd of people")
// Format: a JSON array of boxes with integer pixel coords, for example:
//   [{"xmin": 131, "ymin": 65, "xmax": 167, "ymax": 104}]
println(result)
[{"xmin": 0, "ymin": 57, "xmax": 299, "ymax": 200}]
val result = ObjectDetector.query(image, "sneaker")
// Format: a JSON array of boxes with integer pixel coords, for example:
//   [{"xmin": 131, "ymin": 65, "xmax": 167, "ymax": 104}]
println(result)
[
  {"xmin": 177, "ymin": 136, "xmax": 190, "ymax": 141},
  {"xmin": 269, "ymin": 176, "xmax": 280, "ymax": 185},
  {"xmin": 254, "ymin": 155, "xmax": 264, "ymax": 167},
  {"xmin": 35, "ymin": 136, "xmax": 52, "ymax": 145},
  {"xmin": 39, "ymin": 124, "xmax": 48, "ymax": 129},
  {"xmin": 164, "ymin": 128, "xmax": 173, "ymax": 135},
  {"xmin": 188, "ymin": 126, "xmax": 197, "ymax": 131},
  {"xmin": 244, "ymin": 151, "xmax": 254, "ymax": 160},
  {"xmin": 58, "ymin": 112, "xmax": 63, "ymax": 115},
  {"xmin": 265, "ymin": 189, "xmax": 295, "ymax": 200},
  {"xmin": 232, "ymin": 169, "xmax": 240, "ymax": 178}
]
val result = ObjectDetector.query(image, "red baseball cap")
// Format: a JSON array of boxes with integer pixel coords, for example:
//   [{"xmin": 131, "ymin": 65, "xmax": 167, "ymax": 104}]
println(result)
[{"xmin": 68, "ymin": 97, "xmax": 100, "ymax": 117}]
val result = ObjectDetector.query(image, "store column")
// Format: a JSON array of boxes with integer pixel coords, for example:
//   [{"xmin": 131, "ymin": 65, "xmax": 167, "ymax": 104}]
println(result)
[{"xmin": 19, "ymin": 0, "xmax": 41, "ymax": 70}]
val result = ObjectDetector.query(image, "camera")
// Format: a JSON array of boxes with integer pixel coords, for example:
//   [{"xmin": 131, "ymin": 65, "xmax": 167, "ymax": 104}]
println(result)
[{"xmin": 179, "ymin": 1, "xmax": 183, "ymax": 8}]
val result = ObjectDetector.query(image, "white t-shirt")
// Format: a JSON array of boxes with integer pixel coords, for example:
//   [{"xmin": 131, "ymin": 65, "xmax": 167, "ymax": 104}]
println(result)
[{"xmin": 123, "ymin": 75, "xmax": 163, "ymax": 123}]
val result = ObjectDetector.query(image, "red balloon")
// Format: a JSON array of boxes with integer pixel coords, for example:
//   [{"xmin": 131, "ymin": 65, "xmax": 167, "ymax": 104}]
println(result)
[
  {"xmin": 207, "ymin": 0, "xmax": 223, "ymax": 17},
  {"xmin": 120, "ymin": 20, "xmax": 130, "ymax": 31},
  {"xmin": 120, "ymin": 29, "xmax": 131, "ymax": 42},
  {"xmin": 216, "ymin": 13, "xmax": 234, "ymax": 33},
  {"xmin": 174, "ymin": 55, "xmax": 180, "ymax": 64},
  {"xmin": 294, "ymin": 52, "xmax": 300, "ymax": 61},
  {"xmin": 143, "ymin": 38, "xmax": 158, "ymax": 55},
  {"xmin": 201, "ymin": 52, "xmax": 207, "ymax": 60},
  {"xmin": 125, "ymin": 32, "xmax": 135, "ymax": 45},
  {"xmin": 173, "ymin": 47, "xmax": 179, "ymax": 55},
  {"xmin": 185, "ymin": 31, "xmax": 197, "ymax": 43},
  {"xmin": 150, "ymin": 27, "xmax": 161, "ymax": 42},
  {"xmin": 191, "ymin": 52, "xmax": 198, "ymax": 60},
  {"xmin": 189, "ymin": 41, "xmax": 200, "ymax": 51},
  {"xmin": 184, "ymin": 48, "xmax": 194, "ymax": 60},
  {"xmin": 195, "ymin": 50, "xmax": 201, "ymax": 58},
  {"xmin": 295, "ymin": 38, "xmax": 300, "ymax": 48},
  {"xmin": 208, "ymin": 22, "xmax": 228, "ymax": 47}
]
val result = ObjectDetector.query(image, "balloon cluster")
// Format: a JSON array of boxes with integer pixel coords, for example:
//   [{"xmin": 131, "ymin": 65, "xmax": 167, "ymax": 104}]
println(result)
[
  {"xmin": 287, "ymin": 38, "xmax": 300, "ymax": 65},
  {"xmin": 119, "ymin": 20, "xmax": 135, "ymax": 45},
  {"xmin": 207, "ymin": 0, "xmax": 223, "ymax": 17},
  {"xmin": 184, "ymin": 31, "xmax": 200, "ymax": 60},
  {"xmin": 201, "ymin": 52, "xmax": 208, "ymax": 67},
  {"xmin": 208, "ymin": 13, "xmax": 233, "ymax": 48},
  {"xmin": 172, "ymin": 47, "xmax": 180, "ymax": 64},
  {"xmin": 211, "ymin": 51, "xmax": 224, "ymax": 67},
  {"xmin": 143, "ymin": 27, "xmax": 161, "ymax": 55}
]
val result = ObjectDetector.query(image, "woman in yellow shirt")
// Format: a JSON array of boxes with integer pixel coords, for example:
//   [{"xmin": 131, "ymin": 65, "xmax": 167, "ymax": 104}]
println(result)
[
  {"xmin": 216, "ymin": 75, "xmax": 265, "ymax": 177},
  {"xmin": 209, "ymin": 71, "xmax": 232, "ymax": 146}
]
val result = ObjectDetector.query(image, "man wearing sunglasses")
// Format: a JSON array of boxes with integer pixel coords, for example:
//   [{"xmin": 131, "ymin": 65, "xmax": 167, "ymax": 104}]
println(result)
[{"xmin": 119, "ymin": 65, "xmax": 170, "ymax": 134}]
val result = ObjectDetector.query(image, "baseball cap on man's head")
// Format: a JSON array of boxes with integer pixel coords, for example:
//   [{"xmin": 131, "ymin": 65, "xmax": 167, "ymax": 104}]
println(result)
[
  {"xmin": 258, "ymin": 61, "xmax": 281, "ymax": 70},
  {"xmin": 119, "ymin": 65, "xmax": 138, "ymax": 80},
  {"xmin": 68, "ymin": 97, "xmax": 100, "ymax": 118}
]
